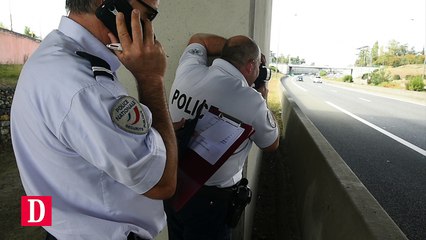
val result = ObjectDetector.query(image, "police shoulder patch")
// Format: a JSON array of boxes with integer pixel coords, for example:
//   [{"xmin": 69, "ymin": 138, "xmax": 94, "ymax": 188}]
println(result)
[
  {"xmin": 267, "ymin": 110, "xmax": 277, "ymax": 128},
  {"xmin": 111, "ymin": 96, "xmax": 150, "ymax": 134},
  {"xmin": 189, "ymin": 48, "xmax": 203, "ymax": 56}
]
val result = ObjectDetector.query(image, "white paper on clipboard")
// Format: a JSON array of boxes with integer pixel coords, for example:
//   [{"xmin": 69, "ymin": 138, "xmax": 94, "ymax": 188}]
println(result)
[{"xmin": 188, "ymin": 111, "xmax": 244, "ymax": 165}]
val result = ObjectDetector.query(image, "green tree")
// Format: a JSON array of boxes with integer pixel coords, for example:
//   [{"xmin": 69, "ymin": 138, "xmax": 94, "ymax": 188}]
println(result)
[
  {"xmin": 371, "ymin": 41, "xmax": 379, "ymax": 64},
  {"xmin": 24, "ymin": 26, "xmax": 38, "ymax": 39},
  {"xmin": 291, "ymin": 56, "xmax": 305, "ymax": 65},
  {"xmin": 356, "ymin": 48, "xmax": 370, "ymax": 67},
  {"xmin": 387, "ymin": 40, "xmax": 400, "ymax": 56},
  {"xmin": 368, "ymin": 40, "xmax": 425, "ymax": 67},
  {"xmin": 275, "ymin": 55, "xmax": 289, "ymax": 64}
]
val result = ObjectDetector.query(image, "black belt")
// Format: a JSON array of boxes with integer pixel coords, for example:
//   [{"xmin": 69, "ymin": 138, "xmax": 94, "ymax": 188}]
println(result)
[
  {"xmin": 196, "ymin": 184, "xmax": 236, "ymax": 200},
  {"xmin": 46, "ymin": 231, "xmax": 148, "ymax": 240}
]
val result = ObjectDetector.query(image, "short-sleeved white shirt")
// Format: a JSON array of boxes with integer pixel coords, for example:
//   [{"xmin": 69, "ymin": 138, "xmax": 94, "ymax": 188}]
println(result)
[
  {"xmin": 11, "ymin": 17, "xmax": 166, "ymax": 240},
  {"xmin": 169, "ymin": 43, "xmax": 278, "ymax": 187}
]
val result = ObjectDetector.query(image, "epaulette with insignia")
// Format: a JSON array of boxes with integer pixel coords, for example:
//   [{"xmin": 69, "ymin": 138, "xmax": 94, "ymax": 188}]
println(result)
[{"xmin": 76, "ymin": 51, "xmax": 114, "ymax": 81}]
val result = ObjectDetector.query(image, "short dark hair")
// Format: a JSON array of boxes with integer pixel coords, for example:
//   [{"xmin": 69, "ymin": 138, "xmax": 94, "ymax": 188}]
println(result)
[
  {"xmin": 221, "ymin": 36, "xmax": 260, "ymax": 68},
  {"xmin": 66, "ymin": 0, "xmax": 99, "ymax": 13}
]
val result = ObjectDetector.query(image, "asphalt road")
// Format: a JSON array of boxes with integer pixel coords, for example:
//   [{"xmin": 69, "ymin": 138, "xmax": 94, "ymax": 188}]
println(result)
[{"xmin": 282, "ymin": 76, "xmax": 426, "ymax": 240}]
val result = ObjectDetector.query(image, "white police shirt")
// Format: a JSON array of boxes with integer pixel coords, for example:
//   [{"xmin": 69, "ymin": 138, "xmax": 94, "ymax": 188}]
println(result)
[
  {"xmin": 169, "ymin": 43, "xmax": 279, "ymax": 188},
  {"xmin": 11, "ymin": 16, "xmax": 166, "ymax": 240}
]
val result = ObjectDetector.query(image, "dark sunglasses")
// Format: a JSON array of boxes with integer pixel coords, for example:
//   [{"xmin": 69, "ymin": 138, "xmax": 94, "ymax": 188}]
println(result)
[{"xmin": 136, "ymin": 0, "xmax": 158, "ymax": 21}]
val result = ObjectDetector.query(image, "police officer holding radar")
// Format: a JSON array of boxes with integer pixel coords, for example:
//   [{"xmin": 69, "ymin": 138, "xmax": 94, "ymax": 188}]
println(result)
[
  {"xmin": 166, "ymin": 33, "xmax": 279, "ymax": 240},
  {"xmin": 11, "ymin": 0, "xmax": 178, "ymax": 239}
]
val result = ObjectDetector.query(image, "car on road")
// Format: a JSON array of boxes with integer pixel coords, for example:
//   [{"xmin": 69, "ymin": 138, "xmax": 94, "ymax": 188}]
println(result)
[
  {"xmin": 296, "ymin": 75, "xmax": 303, "ymax": 81},
  {"xmin": 313, "ymin": 75, "xmax": 323, "ymax": 83}
]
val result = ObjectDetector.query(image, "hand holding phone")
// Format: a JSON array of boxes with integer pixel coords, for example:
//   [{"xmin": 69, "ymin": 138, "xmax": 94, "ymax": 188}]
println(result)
[
  {"xmin": 96, "ymin": 0, "xmax": 139, "ymax": 39},
  {"xmin": 108, "ymin": 9, "xmax": 166, "ymax": 83}
]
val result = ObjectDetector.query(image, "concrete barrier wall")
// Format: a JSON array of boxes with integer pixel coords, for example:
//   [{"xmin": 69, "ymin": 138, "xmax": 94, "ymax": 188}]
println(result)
[{"xmin": 280, "ymin": 85, "xmax": 407, "ymax": 240}]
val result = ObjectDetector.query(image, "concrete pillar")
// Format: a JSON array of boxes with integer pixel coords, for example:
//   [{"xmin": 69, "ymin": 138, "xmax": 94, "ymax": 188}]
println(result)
[{"xmin": 119, "ymin": 0, "xmax": 272, "ymax": 98}]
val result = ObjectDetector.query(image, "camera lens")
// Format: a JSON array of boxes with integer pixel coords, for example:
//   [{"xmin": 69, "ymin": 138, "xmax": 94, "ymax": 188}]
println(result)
[{"xmin": 258, "ymin": 65, "xmax": 271, "ymax": 82}]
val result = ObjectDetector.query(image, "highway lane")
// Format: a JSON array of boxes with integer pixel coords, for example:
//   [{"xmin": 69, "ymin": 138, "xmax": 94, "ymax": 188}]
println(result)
[{"xmin": 281, "ymin": 76, "xmax": 426, "ymax": 240}]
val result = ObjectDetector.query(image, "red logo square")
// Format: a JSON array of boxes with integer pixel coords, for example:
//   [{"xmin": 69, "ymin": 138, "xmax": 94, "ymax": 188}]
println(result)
[{"xmin": 21, "ymin": 196, "xmax": 52, "ymax": 226}]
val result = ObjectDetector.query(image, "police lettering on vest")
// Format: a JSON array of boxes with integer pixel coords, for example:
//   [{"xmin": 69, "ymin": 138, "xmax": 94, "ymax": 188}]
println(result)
[{"xmin": 171, "ymin": 89, "xmax": 209, "ymax": 117}]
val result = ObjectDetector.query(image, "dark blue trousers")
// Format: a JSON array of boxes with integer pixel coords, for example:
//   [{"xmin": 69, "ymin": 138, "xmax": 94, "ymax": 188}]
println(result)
[{"xmin": 164, "ymin": 185, "xmax": 234, "ymax": 240}]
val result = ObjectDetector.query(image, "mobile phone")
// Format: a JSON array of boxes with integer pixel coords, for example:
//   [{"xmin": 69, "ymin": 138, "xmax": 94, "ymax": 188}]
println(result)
[{"xmin": 96, "ymin": 0, "xmax": 140, "ymax": 39}]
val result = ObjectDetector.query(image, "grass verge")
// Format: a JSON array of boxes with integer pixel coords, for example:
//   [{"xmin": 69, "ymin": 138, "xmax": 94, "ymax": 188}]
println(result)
[
  {"xmin": 267, "ymin": 72, "xmax": 284, "ymax": 132},
  {"xmin": 0, "ymin": 64, "xmax": 22, "ymax": 87}
]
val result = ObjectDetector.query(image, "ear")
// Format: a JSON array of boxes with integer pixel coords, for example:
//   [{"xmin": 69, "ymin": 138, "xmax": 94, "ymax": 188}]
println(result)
[
  {"xmin": 96, "ymin": 0, "xmax": 104, "ymax": 7},
  {"xmin": 245, "ymin": 61, "xmax": 255, "ymax": 74}
]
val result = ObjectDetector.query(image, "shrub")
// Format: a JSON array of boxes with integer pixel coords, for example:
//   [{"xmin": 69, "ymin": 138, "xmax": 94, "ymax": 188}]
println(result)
[
  {"xmin": 393, "ymin": 74, "xmax": 401, "ymax": 80},
  {"xmin": 361, "ymin": 73, "xmax": 369, "ymax": 80},
  {"xmin": 319, "ymin": 70, "xmax": 327, "ymax": 77},
  {"xmin": 342, "ymin": 75, "xmax": 353, "ymax": 82},
  {"xmin": 405, "ymin": 76, "xmax": 425, "ymax": 91},
  {"xmin": 368, "ymin": 69, "xmax": 391, "ymax": 86},
  {"xmin": 269, "ymin": 65, "xmax": 279, "ymax": 73}
]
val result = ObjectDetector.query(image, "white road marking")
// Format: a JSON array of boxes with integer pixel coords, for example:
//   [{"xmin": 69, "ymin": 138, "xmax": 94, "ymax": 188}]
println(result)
[
  {"xmin": 327, "ymin": 84, "xmax": 426, "ymax": 106},
  {"xmin": 326, "ymin": 101, "xmax": 426, "ymax": 157},
  {"xmin": 359, "ymin": 98, "xmax": 371, "ymax": 102},
  {"xmin": 293, "ymin": 80, "xmax": 308, "ymax": 92}
]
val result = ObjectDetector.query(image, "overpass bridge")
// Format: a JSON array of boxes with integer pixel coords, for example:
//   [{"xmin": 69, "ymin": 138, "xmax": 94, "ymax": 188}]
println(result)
[
  {"xmin": 288, "ymin": 64, "xmax": 353, "ymax": 75},
  {"xmin": 274, "ymin": 63, "xmax": 378, "ymax": 78}
]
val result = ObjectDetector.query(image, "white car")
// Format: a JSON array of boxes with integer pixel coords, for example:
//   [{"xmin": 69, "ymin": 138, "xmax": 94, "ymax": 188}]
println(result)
[{"xmin": 313, "ymin": 76, "xmax": 323, "ymax": 83}]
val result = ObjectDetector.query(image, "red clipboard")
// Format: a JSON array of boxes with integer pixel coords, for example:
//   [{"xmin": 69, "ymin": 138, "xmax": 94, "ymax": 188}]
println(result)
[{"xmin": 168, "ymin": 106, "xmax": 255, "ymax": 211}]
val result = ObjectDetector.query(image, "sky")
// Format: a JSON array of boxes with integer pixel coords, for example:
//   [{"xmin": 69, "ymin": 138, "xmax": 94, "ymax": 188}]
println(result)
[
  {"xmin": 0, "ymin": 0, "xmax": 424, "ymax": 67},
  {"xmin": 271, "ymin": 0, "xmax": 425, "ymax": 66},
  {"xmin": 0, "ymin": 0, "xmax": 66, "ymax": 39}
]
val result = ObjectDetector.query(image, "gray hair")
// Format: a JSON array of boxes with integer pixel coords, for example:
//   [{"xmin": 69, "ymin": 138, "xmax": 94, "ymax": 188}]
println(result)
[
  {"xmin": 221, "ymin": 36, "xmax": 260, "ymax": 68},
  {"xmin": 65, "ymin": 0, "xmax": 99, "ymax": 13}
]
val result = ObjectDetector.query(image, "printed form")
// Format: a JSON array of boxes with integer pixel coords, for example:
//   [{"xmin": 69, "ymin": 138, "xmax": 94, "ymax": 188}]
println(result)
[{"xmin": 188, "ymin": 111, "xmax": 244, "ymax": 165}]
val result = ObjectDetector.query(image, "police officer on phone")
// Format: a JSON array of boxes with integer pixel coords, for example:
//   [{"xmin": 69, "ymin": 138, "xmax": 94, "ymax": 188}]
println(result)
[
  {"xmin": 165, "ymin": 33, "xmax": 279, "ymax": 240},
  {"xmin": 11, "ymin": 0, "xmax": 178, "ymax": 239}
]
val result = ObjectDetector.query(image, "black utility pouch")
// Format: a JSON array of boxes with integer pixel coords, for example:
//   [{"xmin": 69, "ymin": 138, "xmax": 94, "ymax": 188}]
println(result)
[{"xmin": 226, "ymin": 178, "xmax": 252, "ymax": 228}]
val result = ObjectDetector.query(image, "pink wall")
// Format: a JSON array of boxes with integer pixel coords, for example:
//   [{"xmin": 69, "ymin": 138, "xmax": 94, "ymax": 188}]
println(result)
[{"xmin": 0, "ymin": 28, "xmax": 40, "ymax": 64}]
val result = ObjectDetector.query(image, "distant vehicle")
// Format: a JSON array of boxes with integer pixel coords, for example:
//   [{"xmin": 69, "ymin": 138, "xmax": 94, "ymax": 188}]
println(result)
[
  {"xmin": 296, "ymin": 75, "xmax": 303, "ymax": 81},
  {"xmin": 313, "ymin": 75, "xmax": 323, "ymax": 83}
]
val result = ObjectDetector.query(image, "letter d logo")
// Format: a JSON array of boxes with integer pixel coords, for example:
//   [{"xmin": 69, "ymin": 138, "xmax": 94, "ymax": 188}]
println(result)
[{"xmin": 21, "ymin": 196, "xmax": 52, "ymax": 226}]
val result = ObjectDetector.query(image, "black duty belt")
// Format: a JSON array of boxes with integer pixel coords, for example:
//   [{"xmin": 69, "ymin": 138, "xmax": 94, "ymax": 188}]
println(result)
[{"xmin": 197, "ymin": 184, "xmax": 236, "ymax": 200}]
